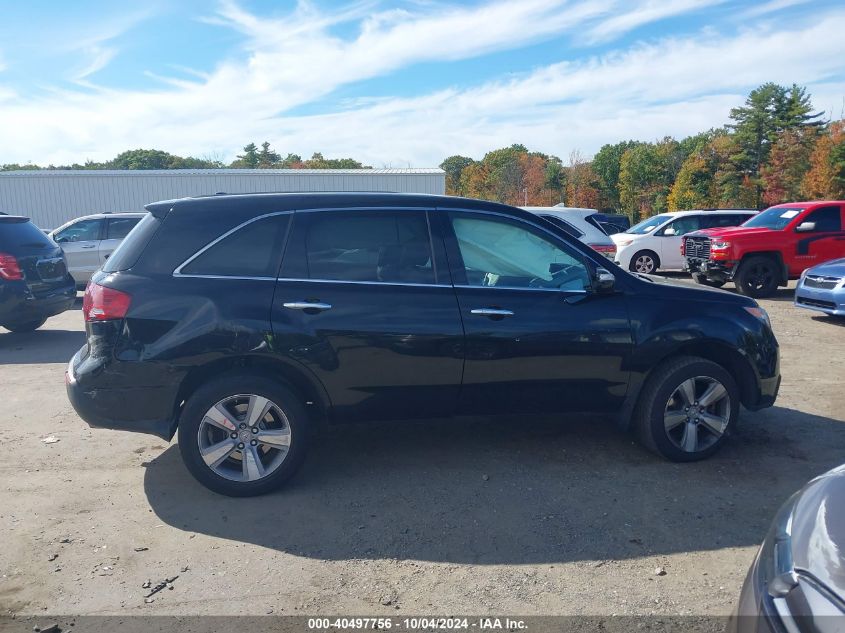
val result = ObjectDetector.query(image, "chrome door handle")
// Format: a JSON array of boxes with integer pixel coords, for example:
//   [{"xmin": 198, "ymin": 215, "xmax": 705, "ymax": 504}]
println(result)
[
  {"xmin": 283, "ymin": 301, "xmax": 332, "ymax": 311},
  {"xmin": 470, "ymin": 308, "xmax": 514, "ymax": 317},
  {"xmin": 81, "ymin": 244, "xmax": 96, "ymax": 249}
]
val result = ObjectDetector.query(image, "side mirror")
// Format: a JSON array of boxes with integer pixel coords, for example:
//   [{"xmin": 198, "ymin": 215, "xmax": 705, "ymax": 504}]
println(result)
[
  {"xmin": 594, "ymin": 267, "xmax": 615, "ymax": 292},
  {"xmin": 663, "ymin": 227, "xmax": 676, "ymax": 236},
  {"xmin": 795, "ymin": 221, "xmax": 816, "ymax": 233}
]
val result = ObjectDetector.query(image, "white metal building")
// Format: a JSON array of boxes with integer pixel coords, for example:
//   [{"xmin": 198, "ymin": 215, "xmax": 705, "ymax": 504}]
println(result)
[{"xmin": 0, "ymin": 168, "xmax": 446, "ymax": 229}]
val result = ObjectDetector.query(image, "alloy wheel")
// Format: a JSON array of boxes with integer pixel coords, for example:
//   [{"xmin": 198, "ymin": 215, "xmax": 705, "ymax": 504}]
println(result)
[
  {"xmin": 196, "ymin": 394, "xmax": 292, "ymax": 482},
  {"xmin": 663, "ymin": 376, "xmax": 731, "ymax": 453},
  {"xmin": 634, "ymin": 255, "xmax": 656, "ymax": 274}
]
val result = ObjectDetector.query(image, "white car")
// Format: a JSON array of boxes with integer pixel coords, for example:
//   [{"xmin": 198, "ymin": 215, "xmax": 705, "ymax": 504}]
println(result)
[
  {"xmin": 612, "ymin": 209, "xmax": 756, "ymax": 274},
  {"xmin": 49, "ymin": 212, "xmax": 146, "ymax": 287},
  {"xmin": 523, "ymin": 207, "xmax": 617, "ymax": 259}
]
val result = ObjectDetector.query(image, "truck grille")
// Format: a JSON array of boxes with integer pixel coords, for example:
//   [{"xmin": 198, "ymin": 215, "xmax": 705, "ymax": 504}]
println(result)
[
  {"xmin": 684, "ymin": 236, "xmax": 711, "ymax": 259},
  {"xmin": 802, "ymin": 275, "xmax": 841, "ymax": 290}
]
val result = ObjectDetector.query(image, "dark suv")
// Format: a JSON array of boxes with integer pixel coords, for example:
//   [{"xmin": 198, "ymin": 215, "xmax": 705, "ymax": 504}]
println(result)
[
  {"xmin": 66, "ymin": 193, "xmax": 780, "ymax": 496},
  {"xmin": 1, "ymin": 216, "xmax": 76, "ymax": 332}
]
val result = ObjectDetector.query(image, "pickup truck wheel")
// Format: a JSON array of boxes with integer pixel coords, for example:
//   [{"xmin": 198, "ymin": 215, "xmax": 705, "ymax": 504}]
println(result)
[
  {"xmin": 634, "ymin": 356, "xmax": 739, "ymax": 462},
  {"xmin": 178, "ymin": 375, "xmax": 309, "ymax": 497},
  {"xmin": 691, "ymin": 272, "xmax": 725, "ymax": 288},
  {"xmin": 735, "ymin": 256, "xmax": 779, "ymax": 298},
  {"xmin": 630, "ymin": 250, "xmax": 659, "ymax": 274},
  {"xmin": 2, "ymin": 318, "xmax": 47, "ymax": 333}
]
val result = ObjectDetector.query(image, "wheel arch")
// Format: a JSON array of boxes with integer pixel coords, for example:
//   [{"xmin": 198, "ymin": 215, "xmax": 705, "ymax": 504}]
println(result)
[
  {"xmin": 738, "ymin": 251, "xmax": 788, "ymax": 285},
  {"xmin": 617, "ymin": 338, "xmax": 759, "ymax": 430},
  {"xmin": 167, "ymin": 355, "xmax": 332, "ymax": 440}
]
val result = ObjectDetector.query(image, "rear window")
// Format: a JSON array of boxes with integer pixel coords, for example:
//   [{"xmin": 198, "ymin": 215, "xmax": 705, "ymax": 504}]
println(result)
[
  {"xmin": 102, "ymin": 214, "xmax": 162, "ymax": 272},
  {"xmin": 0, "ymin": 218, "xmax": 55, "ymax": 251},
  {"xmin": 178, "ymin": 214, "xmax": 290, "ymax": 278},
  {"xmin": 542, "ymin": 215, "xmax": 584, "ymax": 238},
  {"xmin": 584, "ymin": 214, "xmax": 610, "ymax": 236}
]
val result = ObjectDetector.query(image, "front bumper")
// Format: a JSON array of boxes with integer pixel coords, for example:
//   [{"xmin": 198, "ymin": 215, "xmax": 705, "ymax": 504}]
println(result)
[
  {"xmin": 66, "ymin": 345, "xmax": 179, "ymax": 440},
  {"xmin": 685, "ymin": 257, "xmax": 737, "ymax": 281},
  {"xmin": 794, "ymin": 285, "xmax": 845, "ymax": 317},
  {"xmin": 0, "ymin": 280, "xmax": 76, "ymax": 326}
]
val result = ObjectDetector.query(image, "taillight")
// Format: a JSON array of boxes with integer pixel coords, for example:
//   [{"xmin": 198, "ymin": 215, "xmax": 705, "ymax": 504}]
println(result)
[
  {"xmin": 680, "ymin": 240, "xmax": 686, "ymax": 256},
  {"xmin": 0, "ymin": 253, "xmax": 23, "ymax": 280},
  {"xmin": 590, "ymin": 244, "xmax": 617, "ymax": 259},
  {"xmin": 82, "ymin": 282, "xmax": 131, "ymax": 321}
]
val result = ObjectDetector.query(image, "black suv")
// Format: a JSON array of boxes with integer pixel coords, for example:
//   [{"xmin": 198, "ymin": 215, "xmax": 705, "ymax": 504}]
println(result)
[
  {"xmin": 66, "ymin": 193, "xmax": 780, "ymax": 496},
  {"xmin": 1, "ymin": 216, "xmax": 76, "ymax": 332}
]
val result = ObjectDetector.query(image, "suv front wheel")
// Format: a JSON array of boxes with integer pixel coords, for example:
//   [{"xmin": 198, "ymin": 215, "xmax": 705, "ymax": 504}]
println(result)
[
  {"xmin": 178, "ymin": 375, "xmax": 309, "ymax": 496},
  {"xmin": 734, "ymin": 256, "xmax": 779, "ymax": 298},
  {"xmin": 634, "ymin": 356, "xmax": 739, "ymax": 462}
]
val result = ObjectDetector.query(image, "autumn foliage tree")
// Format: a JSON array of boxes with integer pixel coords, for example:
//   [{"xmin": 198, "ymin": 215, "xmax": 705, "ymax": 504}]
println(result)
[{"xmin": 802, "ymin": 121, "xmax": 845, "ymax": 199}]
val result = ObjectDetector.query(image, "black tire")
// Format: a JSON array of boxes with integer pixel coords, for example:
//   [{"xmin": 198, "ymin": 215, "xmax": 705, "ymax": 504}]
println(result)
[
  {"xmin": 629, "ymin": 250, "xmax": 660, "ymax": 274},
  {"xmin": 633, "ymin": 356, "xmax": 740, "ymax": 462},
  {"xmin": 734, "ymin": 256, "xmax": 779, "ymax": 298},
  {"xmin": 691, "ymin": 272, "xmax": 725, "ymax": 288},
  {"xmin": 178, "ymin": 374, "xmax": 309, "ymax": 497},
  {"xmin": 2, "ymin": 318, "xmax": 47, "ymax": 333}
]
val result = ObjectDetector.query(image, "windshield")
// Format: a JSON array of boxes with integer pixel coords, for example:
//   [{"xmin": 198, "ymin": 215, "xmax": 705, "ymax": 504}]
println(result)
[
  {"xmin": 626, "ymin": 214, "xmax": 672, "ymax": 235},
  {"xmin": 742, "ymin": 207, "xmax": 804, "ymax": 230}
]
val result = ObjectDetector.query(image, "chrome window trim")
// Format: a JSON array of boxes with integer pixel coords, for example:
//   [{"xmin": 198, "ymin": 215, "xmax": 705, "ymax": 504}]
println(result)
[
  {"xmin": 172, "ymin": 210, "xmax": 293, "ymax": 278},
  {"xmin": 276, "ymin": 277, "xmax": 451, "ymax": 289}
]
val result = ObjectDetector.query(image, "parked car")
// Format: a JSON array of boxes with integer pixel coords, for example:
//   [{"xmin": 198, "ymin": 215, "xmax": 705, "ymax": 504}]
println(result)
[
  {"xmin": 524, "ymin": 206, "xmax": 617, "ymax": 259},
  {"xmin": 49, "ymin": 212, "xmax": 146, "ymax": 288},
  {"xmin": 66, "ymin": 193, "xmax": 780, "ymax": 496},
  {"xmin": 684, "ymin": 202, "xmax": 845, "ymax": 297},
  {"xmin": 730, "ymin": 463, "xmax": 845, "ymax": 632},
  {"xmin": 0, "ymin": 216, "xmax": 76, "ymax": 332},
  {"xmin": 793, "ymin": 257, "xmax": 845, "ymax": 317},
  {"xmin": 593, "ymin": 213, "xmax": 631, "ymax": 235},
  {"xmin": 613, "ymin": 209, "xmax": 757, "ymax": 274}
]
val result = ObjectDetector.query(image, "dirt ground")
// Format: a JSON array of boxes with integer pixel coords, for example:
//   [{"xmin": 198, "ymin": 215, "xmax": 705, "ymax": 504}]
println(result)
[{"xmin": 1, "ymin": 280, "xmax": 844, "ymax": 618}]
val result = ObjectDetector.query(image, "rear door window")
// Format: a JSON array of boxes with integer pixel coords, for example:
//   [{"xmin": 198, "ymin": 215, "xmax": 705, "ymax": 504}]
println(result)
[
  {"xmin": 106, "ymin": 217, "xmax": 142, "ymax": 240},
  {"xmin": 178, "ymin": 214, "xmax": 291, "ymax": 278},
  {"xmin": 282, "ymin": 211, "xmax": 436, "ymax": 284}
]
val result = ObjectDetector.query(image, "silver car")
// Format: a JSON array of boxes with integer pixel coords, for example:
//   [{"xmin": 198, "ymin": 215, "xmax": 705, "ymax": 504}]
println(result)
[
  {"xmin": 794, "ymin": 257, "xmax": 845, "ymax": 317},
  {"xmin": 49, "ymin": 212, "xmax": 146, "ymax": 287},
  {"xmin": 522, "ymin": 207, "xmax": 617, "ymax": 259}
]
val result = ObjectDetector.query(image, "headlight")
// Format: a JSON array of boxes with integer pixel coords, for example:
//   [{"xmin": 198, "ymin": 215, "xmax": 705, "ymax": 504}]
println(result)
[
  {"xmin": 616, "ymin": 238, "xmax": 634, "ymax": 247},
  {"xmin": 712, "ymin": 240, "xmax": 731, "ymax": 250},
  {"xmin": 744, "ymin": 306, "xmax": 771, "ymax": 328}
]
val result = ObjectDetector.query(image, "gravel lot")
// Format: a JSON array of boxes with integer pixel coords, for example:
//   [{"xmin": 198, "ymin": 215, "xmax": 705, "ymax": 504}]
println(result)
[{"xmin": 1, "ymin": 280, "xmax": 843, "ymax": 617}]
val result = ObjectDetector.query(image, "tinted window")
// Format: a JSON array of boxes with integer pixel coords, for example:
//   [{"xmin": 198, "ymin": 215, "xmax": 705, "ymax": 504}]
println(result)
[
  {"xmin": 450, "ymin": 214, "xmax": 590, "ymax": 291},
  {"xmin": 702, "ymin": 214, "xmax": 752, "ymax": 229},
  {"xmin": 0, "ymin": 218, "xmax": 55, "ymax": 250},
  {"xmin": 802, "ymin": 206, "xmax": 842, "ymax": 232},
  {"xmin": 541, "ymin": 215, "xmax": 584, "ymax": 238},
  {"xmin": 180, "ymin": 214, "xmax": 290, "ymax": 278},
  {"xmin": 54, "ymin": 218, "xmax": 102, "ymax": 242},
  {"xmin": 102, "ymin": 214, "xmax": 161, "ymax": 272},
  {"xmin": 106, "ymin": 217, "xmax": 142, "ymax": 240},
  {"xmin": 300, "ymin": 212, "xmax": 435, "ymax": 284}
]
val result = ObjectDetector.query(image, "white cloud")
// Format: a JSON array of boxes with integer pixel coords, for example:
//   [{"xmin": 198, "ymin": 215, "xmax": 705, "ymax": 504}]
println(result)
[
  {"xmin": 73, "ymin": 46, "xmax": 117, "ymax": 81},
  {"xmin": 586, "ymin": 0, "xmax": 727, "ymax": 43},
  {"xmin": 0, "ymin": 1, "xmax": 843, "ymax": 167},
  {"xmin": 740, "ymin": 0, "xmax": 812, "ymax": 18}
]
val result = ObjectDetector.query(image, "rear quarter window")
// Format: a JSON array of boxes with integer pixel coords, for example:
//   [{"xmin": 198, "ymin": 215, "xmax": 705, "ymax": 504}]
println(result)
[{"xmin": 178, "ymin": 214, "xmax": 291, "ymax": 278}]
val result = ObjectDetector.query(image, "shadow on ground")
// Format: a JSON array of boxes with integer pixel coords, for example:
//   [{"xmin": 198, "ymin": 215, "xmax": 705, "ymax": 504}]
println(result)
[
  {"xmin": 0, "ymin": 328, "xmax": 84, "ymax": 364},
  {"xmin": 144, "ymin": 406, "xmax": 845, "ymax": 565}
]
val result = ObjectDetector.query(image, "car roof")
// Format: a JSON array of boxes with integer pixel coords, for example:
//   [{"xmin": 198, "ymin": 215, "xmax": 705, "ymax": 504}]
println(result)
[
  {"xmin": 71, "ymin": 212, "xmax": 147, "ymax": 220},
  {"xmin": 147, "ymin": 192, "xmax": 524, "ymax": 219},
  {"xmin": 666, "ymin": 209, "xmax": 756, "ymax": 216},
  {"xmin": 524, "ymin": 206, "xmax": 597, "ymax": 218}
]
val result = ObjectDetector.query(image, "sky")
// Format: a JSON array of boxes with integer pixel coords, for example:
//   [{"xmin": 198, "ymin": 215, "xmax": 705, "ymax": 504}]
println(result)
[{"xmin": 0, "ymin": 0, "xmax": 843, "ymax": 167}]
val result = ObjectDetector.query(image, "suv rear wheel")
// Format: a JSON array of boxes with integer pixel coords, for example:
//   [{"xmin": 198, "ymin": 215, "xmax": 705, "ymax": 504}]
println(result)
[
  {"xmin": 735, "ymin": 256, "xmax": 779, "ymax": 298},
  {"xmin": 178, "ymin": 375, "xmax": 309, "ymax": 496},
  {"xmin": 634, "ymin": 356, "xmax": 739, "ymax": 462},
  {"xmin": 2, "ymin": 318, "xmax": 47, "ymax": 333}
]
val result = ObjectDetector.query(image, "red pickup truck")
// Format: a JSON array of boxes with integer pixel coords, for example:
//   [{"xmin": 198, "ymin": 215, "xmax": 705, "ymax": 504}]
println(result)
[{"xmin": 683, "ymin": 201, "xmax": 845, "ymax": 297}]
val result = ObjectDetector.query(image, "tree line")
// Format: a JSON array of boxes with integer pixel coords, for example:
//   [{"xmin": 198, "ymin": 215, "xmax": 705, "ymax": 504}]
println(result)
[
  {"xmin": 3, "ymin": 83, "xmax": 843, "ymax": 221},
  {"xmin": 442, "ymin": 83, "xmax": 844, "ymax": 219}
]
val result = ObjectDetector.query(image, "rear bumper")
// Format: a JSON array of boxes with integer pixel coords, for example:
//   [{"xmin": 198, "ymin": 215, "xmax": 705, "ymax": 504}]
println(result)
[
  {"xmin": 66, "ymin": 346, "xmax": 179, "ymax": 441},
  {"xmin": 0, "ymin": 280, "xmax": 76, "ymax": 325}
]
